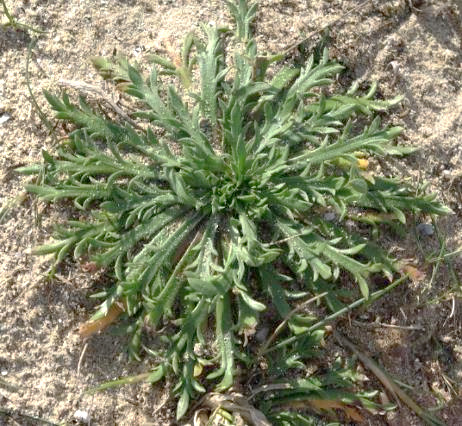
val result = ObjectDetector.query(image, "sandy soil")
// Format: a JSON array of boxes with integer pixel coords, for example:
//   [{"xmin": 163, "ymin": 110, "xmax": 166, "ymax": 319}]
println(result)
[{"xmin": 1, "ymin": 0, "xmax": 461, "ymax": 425}]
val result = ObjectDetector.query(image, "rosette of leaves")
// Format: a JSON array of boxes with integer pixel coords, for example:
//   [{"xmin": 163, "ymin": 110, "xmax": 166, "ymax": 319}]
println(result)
[{"xmin": 20, "ymin": 0, "xmax": 450, "ymax": 420}]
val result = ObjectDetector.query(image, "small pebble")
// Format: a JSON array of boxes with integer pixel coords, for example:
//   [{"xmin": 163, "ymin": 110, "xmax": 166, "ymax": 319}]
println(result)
[
  {"xmin": 389, "ymin": 60, "xmax": 400, "ymax": 74},
  {"xmin": 416, "ymin": 223, "xmax": 434, "ymax": 236},
  {"xmin": 323, "ymin": 212, "xmax": 336, "ymax": 222},
  {"xmin": 442, "ymin": 169, "xmax": 452, "ymax": 179},
  {"xmin": 255, "ymin": 326, "xmax": 270, "ymax": 343},
  {"xmin": 1, "ymin": 370, "xmax": 8, "ymax": 376},
  {"xmin": 0, "ymin": 113, "xmax": 11, "ymax": 125},
  {"xmin": 133, "ymin": 46, "xmax": 143, "ymax": 57},
  {"xmin": 74, "ymin": 410, "xmax": 90, "ymax": 424}
]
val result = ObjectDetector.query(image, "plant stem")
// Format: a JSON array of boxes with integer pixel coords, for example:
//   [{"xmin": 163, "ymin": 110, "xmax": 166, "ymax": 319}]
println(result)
[
  {"xmin": 0, "ymin": 407, "xmax": 61, "ymax": 426},
  {"xmin": 257, "ymin": 291, "xmax": 328, "ymax": 356},
  {"xmin": 262, "ymin": 274, "xmax": 408, "ymax": 354},
  {"xmin": 26, "ymin": 39, "xmax": 57, "ymax": 143}
]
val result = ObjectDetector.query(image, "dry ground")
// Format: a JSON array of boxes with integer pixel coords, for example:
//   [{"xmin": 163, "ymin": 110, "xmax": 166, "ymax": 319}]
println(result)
[{"xmin": 1, "ymin": 0, "xmax": 461, "ymax": 425}]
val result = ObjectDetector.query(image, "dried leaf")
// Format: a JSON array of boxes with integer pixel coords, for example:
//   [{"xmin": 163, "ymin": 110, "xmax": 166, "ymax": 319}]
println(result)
[
  {"xmin": 333, "ymin": 330, "xmax": 445, "ymax": 426},
  {"xmin": 202, "ymin": 393, "xmax": 272, "ymax": 426},
  {"xmin": 308, "ymin": 398, "xmax": 345, "ymax": 411},
  {"xmin": 165, "ymin": 39, "xmax": 182, "ymax": 68},
  {"xmin": 194, "ymin": 363, "xmax": 203, "ymax": 377},
  {"xmin": 360, "ymin": 212, "xmax": 398, "ymax": 223},
  {"xmin": 285, "ymin": 399, "xmax": 364, "ymax": 422},
  {"xmin": 400, "ymin": 264, "xmax": 426, "ymax": 283},
  {"xmin": 357, "ymin": 158, "xmax": 369, "ymax": 170},
  {"xmin": 193, "ymin": 409, "xmax": 209, "ymax": 426},
  {"xmin": 79, "ymin": 302, "xmax": 125, "ymax": 339},
  {"xmin": 344, "ymin": 406, "xmax": 365, "ymax": 422},
  {"xmin": 80, "ymin": 261, "xmax": 100, "ymax": 273}
]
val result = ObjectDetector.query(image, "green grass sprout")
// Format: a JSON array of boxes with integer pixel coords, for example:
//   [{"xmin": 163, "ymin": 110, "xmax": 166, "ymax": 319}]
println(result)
[{"xmin": 1, "ymin": 0, "xmax": 45, "ymax": 34}]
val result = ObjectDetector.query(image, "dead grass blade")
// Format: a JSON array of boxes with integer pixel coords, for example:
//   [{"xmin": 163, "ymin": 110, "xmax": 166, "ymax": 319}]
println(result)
[
  {"xmin": 78, "ymin": 302, "xmax": 125, "ymax": 339},
  {"xmin": 257, "ymin": 291, "xmax": 328, "ymax": 357},
  {"xmin": 58, "ymin": 79, "xmax": 144, "ymax": 131},
  {"xmin": 400, "ymin": 264, "xmax": 426, "ymax": 283},
  {"xmin": 0, "ymin": 192, "xmax": 27, "ymax": 225},
  {"xmin": 0, "ymin": 407, "xmax": 60, "ymax": 425},
  {"xmin": 263, "ymin": 274, "xmax": 408, "ymax": 354},
  {"xmin": 200, "ymin": 393, "xmax": 271, "ymax": 426},
  {"xmin": 278, "ymin": 398, "xmax": 364, "ymax": 423},
  {"xmin": 333, "ymin": 330, "xmax": 446, "ymax": 426},
  {"xmin": 279, "ymin": 0, "xmax": 370, "ymax": 56}
]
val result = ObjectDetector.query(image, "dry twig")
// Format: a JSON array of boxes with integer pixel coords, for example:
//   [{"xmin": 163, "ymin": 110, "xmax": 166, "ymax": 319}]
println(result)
[
  {"xmin": 333, "ymin": 330, "xmax": 445, "ymax": 426},
  {"xmin": 58, "ymin": 79, "xmax": 144, "ymax": 131}
]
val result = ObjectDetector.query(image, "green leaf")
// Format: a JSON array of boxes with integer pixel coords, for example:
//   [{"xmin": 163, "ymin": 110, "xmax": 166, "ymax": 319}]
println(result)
[
  {"xmin": 176, "ymin": 387, "xmax": 190, "ymax": 420},
  {"xmin": 212, "ymin": 293, "xmax": 235, "ymax": 391},
  {"xmin": 147, "ymin": 365, "xmax": 166, "ymax": 383},
  {"xmin": 239, "ymin": 289, "xmax": 266, "ymax": 311},
  {"xmin": 198, "ymin": 25, "xmax": 226, "ymax": 126},
  {"xmin": 187, "ymin": 276, "xmax": 229, "ymax": 298}
]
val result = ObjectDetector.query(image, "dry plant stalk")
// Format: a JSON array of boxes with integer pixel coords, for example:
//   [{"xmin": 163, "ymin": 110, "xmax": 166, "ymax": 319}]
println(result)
[{"xmin": 79, "ymin": 302, "xmax": 125, "ymax": 339}]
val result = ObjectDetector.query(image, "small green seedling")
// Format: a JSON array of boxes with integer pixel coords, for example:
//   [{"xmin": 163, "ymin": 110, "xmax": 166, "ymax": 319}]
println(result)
[{"xmin": 1, "ymin": 0, "xmax": 45, "ymax": 34}]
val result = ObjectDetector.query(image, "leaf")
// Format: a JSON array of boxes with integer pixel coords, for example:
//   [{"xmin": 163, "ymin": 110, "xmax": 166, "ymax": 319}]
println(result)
[
  {"xmin": 226, "ymin": 0, "xmax": 258, "ymax": 42},
  {"xmin": 198, "ymin": 25, "xmax": 225, "ymax": 126},
  {"xmin": 357, "ymin": 158, "xmax": 369, "ymax": 170},
  {"xmin": 187, "ymin": 276, "xmax": 228, "ymax": 297},
  {"xmin": 177, "ymin": 387, "xmax": 190, "ymax": 420},
  {"xmin": 147, "ymin": 365, "xmax": 166, "ymax": 383},
  {"xmin": 145, "ymin": 214, "xmax": 203, "ymax": 326},
  {"xmin": 212, "ymin": 294, "xmax": 235, "ymax": 391},
  {"xmin": 271, "ymin": 67, "xmax": 300, "ymax": 90},
  {"xmin": 202, "ymin": 393, "xmax": 272, "ymax": 426},
  {"xmin": 357, "ymin": 276, "xmax": 370, "ymax": 299},
  {"xmin": 79, "ymin": 302, "xmax": 125, "ymax": 339},
  {"xmin": 400, "ymin": 264, "xmax": 426, "ymax": 283},
  {"xmin": 239, "ymin": 290, "xmax": 266, "ymax": 312},
  {"xmin": 86, "ymin": 372, "xmax": 151, "ymax": 394},
  {"xmin": 283, "ymin": 399, "xmax": 365, "ymax": 422}
]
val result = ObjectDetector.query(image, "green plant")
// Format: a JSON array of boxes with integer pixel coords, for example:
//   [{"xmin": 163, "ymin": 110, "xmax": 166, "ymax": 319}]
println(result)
[
  {"xmin": 19, "ymin": 0, "xmax": 450, "ymax": 420},
  {"xmin": 1, "ymin": 0, "xmax": 45, "ymax": 34},
  {"xmin": 254, "ymin": 328, "xmax": 391, "ymax": 425}
]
